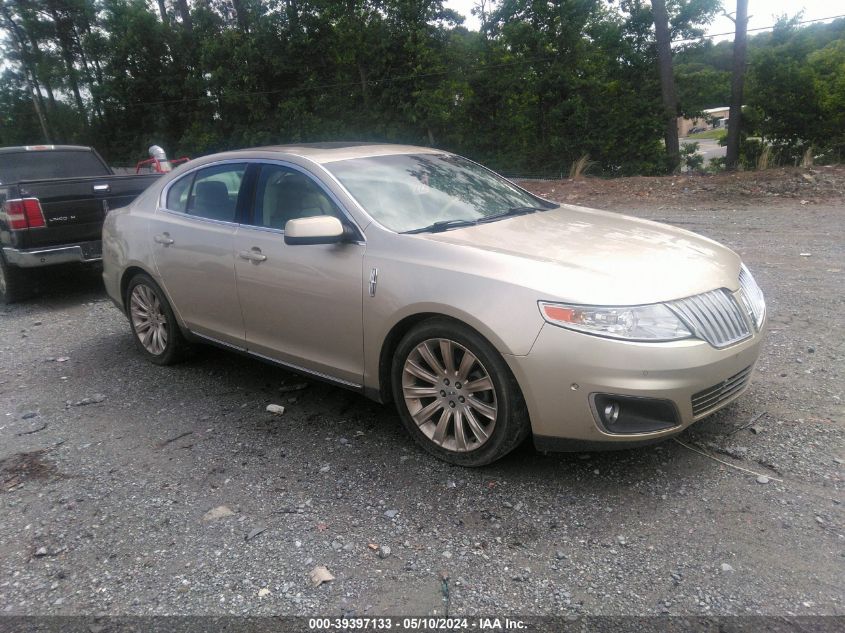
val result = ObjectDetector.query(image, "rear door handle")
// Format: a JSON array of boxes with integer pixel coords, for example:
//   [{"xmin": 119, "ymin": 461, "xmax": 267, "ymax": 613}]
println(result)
[
  {"xmin": 238, "ymin": 247, "xmax": 267, "ymax": 263},
  {"xmin": 154, "ymin": 233, "xmax": 174, "ymax": 246},
  {"xmin": 93, "ymin": 184, "xmax": 110, "ymax": 193}
]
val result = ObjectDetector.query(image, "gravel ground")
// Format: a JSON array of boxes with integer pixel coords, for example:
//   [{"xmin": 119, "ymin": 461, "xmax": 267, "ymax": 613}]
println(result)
[{"xmin": 0, "ymin": 183, "xmax": 842, "ymax": 618}]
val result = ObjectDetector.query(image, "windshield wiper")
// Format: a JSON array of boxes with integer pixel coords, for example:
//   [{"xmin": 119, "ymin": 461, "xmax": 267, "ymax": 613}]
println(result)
[
  {"xmin": 402, "ymin": 218, "xmax": 479, "ymax": 234},
  {"xmin": 477, "ymin": 206, "xmax": 549, "ymax": 224}
]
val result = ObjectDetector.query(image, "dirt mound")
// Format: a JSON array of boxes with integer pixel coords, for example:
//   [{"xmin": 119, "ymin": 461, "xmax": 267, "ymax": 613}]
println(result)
[{"xmin": 521, "ymin": 165, "xmax": 845, "ymax": 210}]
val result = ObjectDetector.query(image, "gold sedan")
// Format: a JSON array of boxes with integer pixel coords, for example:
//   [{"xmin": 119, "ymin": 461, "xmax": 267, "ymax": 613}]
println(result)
[{"xmin": 102, "ymin": 143, "xmax": 766, "ymax": 465}]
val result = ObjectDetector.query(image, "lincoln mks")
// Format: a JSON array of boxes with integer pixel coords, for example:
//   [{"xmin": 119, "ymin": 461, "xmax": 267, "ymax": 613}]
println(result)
[{"xmin": 102, "ymin": 143, "xmax": 766, "ymax": 465}]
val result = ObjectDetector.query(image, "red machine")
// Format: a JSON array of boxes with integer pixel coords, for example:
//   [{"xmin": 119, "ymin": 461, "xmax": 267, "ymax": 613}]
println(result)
[{"xmin": 135, "ymin": 145, "xmax": 190, "ymax": 174}]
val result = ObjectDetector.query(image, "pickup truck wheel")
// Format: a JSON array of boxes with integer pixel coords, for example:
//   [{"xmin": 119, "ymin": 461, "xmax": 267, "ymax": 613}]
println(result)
[
  {"xmin": 126, "ymin": 274, "xmax": 188, "ymax": 365},
  {"xmin": 0, "ymin": 255, "xmax": 32, "ymax": 304},
  {"xmin": 391, "ymin": 318, "xmax": 530, "ymax": 467}
]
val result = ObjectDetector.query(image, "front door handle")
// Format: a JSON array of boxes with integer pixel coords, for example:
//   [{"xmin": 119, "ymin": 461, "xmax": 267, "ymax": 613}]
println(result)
[
  {"xmin": 154, "ymin": 233, "xmax": 174, "ymax": 246},
  {"xmin": 238, "ymin": 247, "xmax": 267, "ymax": 263}
]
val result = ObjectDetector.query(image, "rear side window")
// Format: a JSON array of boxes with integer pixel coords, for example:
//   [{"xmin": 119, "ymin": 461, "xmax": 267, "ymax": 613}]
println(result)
[
  {"xmin": 0, "ymin": 150, "xmax": 110, "ymax": 183},
  {"xmin": 185, "ymin": 164, "xmax": 246, "ymax": 223},
  {"xmin": 165, "ymin": 163, "xmax": 246, "ymax": 222},
  {"xmin": 165, "ymin": 174, "xmax": 193, "ymax": 212},
  {"xmin": 167, "ymin": 174, "xmax": 194, "ymax": 213}
]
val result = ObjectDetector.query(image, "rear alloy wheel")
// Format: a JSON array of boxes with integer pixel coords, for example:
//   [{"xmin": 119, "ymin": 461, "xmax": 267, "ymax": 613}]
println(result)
[
  {"xmin": 126, "ymin": 274, "xmax": 187, "ymax": 365},
  {"xmin": 392, "ymin": 319, "xmax": 530, "ymax": 466}
]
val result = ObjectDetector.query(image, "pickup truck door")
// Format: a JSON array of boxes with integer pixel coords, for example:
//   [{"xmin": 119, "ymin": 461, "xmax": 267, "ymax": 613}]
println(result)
[
  {"xmin": 149, "ymin": 162, "xmax": 248, "ymax": 348},
  {"xmin": 232, "ymin": 163, "xmax": 365, "ymax": 386}
]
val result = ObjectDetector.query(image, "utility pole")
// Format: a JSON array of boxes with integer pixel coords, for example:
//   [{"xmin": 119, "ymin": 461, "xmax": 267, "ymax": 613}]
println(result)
[
  {"xmin": 652, "ymin": 0, "xmax": 680, "ymax": 172},
  {"xmin": 725, "ymin": 0, "xmax": 749, "ymax": 170}
]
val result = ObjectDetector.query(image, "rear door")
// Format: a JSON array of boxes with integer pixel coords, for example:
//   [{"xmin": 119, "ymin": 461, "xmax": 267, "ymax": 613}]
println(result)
[
  {"xmin": 148, "ymin": 162, "xmax": 249, "ymax": 347},
  {"xmin": 232, "ymin": 162, "xmax": 365, "ymax": 386}
]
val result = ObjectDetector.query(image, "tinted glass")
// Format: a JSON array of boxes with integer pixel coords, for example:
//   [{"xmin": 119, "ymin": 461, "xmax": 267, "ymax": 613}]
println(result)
[
  {"xmin": 326, "ymin": 153, "xmax": 548, "ymax": 232},
  {"xmin": 165, "ymin": 174, "xmax": 193, "ymax": 212},
  {"xmin": 250, "ymin": 164, "xmax": 339, "ymax": 230},
  {"xmin": 186, "ymin": 163, "xmax": 246, "ymax": 223},
  {"xmin": 0, "ymin": 150, "xmax": 110, "ymax": 184}
]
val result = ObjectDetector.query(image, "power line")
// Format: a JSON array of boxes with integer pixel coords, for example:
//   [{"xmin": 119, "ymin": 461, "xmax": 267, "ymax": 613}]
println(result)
[{"xmin": 673, "ymin": 13, "xmax": 845, "ymax": 43}]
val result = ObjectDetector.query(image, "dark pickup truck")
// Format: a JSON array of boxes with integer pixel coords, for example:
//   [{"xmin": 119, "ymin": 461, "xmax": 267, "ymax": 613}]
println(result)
[{"xmin": 0, "ymin": 145, "xmax": 161, "ymax": 303}]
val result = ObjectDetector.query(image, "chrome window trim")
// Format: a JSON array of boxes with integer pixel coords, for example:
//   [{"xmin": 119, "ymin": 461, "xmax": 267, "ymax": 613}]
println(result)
[
  {"xmin": 158, "ymin": 157, "xmax": 365, "ymax": 243},
  {"xmin": 158, "ymin": 158, "xmax": 248, "ymax": 215}
]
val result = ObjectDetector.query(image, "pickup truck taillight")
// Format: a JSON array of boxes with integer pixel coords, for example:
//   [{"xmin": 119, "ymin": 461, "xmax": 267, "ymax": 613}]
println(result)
[{"xmin": 5, "ymin": 198, "xmax": 46, "ymax": 230}]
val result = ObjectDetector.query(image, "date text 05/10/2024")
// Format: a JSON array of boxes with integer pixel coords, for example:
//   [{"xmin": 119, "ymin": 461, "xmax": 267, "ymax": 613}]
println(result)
[{"xmin": 307, "ymin": 617, "xmax": 527, "ymax": 630}]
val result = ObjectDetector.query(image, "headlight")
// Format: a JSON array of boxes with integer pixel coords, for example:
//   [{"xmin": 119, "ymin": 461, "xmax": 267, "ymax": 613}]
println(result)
[{"xmin": 538, "ymin": 301, "xmax": 692, "ymax": 341}]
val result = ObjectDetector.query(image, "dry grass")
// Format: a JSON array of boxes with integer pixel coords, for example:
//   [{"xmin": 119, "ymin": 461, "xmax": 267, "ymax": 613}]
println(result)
[
  {"xmin": 801, "ymin": 147, "xmax": 814, "ymax": 168},
  {"xmin": 757, "ymin": 145, "xmax": 773, "ymax": 170},
  {"xmin": 569, "ymin": 154, "xmax": 595, "ymax": 179}
]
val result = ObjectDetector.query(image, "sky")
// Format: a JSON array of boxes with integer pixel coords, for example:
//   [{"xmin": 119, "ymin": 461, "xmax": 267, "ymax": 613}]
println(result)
[{"xmin": 444, "ymin": 0, "xmax": 841, "ymax": 41}]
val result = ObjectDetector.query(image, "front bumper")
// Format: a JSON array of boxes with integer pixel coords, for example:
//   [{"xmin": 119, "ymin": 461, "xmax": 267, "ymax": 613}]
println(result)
[
  {"xmin": 2, "ymin": 240, "xmax": 102, "ymax": 268},
  {"xmin": 506, "ymin": 321, "xmax": 765, "ymax": 450}
]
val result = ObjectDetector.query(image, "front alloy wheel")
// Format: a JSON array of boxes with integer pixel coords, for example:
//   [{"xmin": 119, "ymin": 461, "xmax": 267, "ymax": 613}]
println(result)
[
  {"xmin": 402, "ymin": 338, "xmax": 498, "ymax": 452},
  {"xmin": 392, "ymin": 318, "xmax": 529, "ymax": 466}
]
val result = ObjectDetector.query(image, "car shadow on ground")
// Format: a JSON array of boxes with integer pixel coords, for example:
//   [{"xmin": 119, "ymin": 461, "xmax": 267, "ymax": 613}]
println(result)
[
  {"xmin": 70, "ymin": 305, "xmax": 734, "ymax": 493},
  {"xmin": 8, "ymin": 265, "xmax": 106, "ymax": 310},
  {"xmin": 143, "ymin": 340, "xmax": 690, "ymax": 486}
]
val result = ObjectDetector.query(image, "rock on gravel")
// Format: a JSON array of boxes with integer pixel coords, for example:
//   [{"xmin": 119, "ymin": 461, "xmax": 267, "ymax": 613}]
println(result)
[
  {"xmin": 309, "ymin": 566, "xmax": 334, "ymax": 587},
  {"xmin": 202, "ymin": 505, "xmax": 235, "ymax": 521}
]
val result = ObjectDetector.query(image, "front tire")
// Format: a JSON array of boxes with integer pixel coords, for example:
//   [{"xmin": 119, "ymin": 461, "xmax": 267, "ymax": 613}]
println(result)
[
  {"xmin": 125, "ymin": 273, "xmax": 188, "ymax": 365},
  {"xmin": 391, "ymin": 318, "xmax": 530, "ymax": 466}
]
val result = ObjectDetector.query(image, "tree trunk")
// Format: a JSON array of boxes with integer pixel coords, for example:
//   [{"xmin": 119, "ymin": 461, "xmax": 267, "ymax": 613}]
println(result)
[
  {"xmin": 652, "ymin": 0, "xmax": 680, "ymax": 172},
  {"xmin": 156, "ymin": 0, "xmax": 168, "ymax": 23},
  {"xmin": 0, "ymin": 3, "xmax": 51, "ymax": 141},
  {"xmin": 46, "ymin": 4, "xmax": 88, "ymax": 127},
  {"xmin": 725, "ymin": 0, "xmax": 749, "ymax": 170},
  {"xmin": 231, "ymin": 0, "xmax": 249, "ymax": 33},
  {"xmin": 175, "ymin": 0, "xmax": 193, "ymax": 33},
  {"xmin": 357, "ymin": 62, "xmax": 370, "ymax": 109}
]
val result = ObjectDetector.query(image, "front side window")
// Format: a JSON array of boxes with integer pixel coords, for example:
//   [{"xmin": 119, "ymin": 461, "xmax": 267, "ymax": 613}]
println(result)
[
  {"xmin": 250, "ymin": 164, "xmax": 339, "ymax": 230},
  {"xmin": 185, "ymin": 163, "xmax": 246, "ymax": 223}
]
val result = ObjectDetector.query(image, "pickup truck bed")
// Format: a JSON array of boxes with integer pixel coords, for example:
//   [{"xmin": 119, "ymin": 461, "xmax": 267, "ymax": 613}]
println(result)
[{"xmin": 0, "ymin": 145, "xmax": 162, "ymax": 303}]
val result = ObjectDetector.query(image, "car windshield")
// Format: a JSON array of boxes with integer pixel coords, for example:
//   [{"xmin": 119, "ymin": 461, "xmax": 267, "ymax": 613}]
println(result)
[{"xmin": 325, "ymin": 153, "xmax": 555, "ymax": 233}]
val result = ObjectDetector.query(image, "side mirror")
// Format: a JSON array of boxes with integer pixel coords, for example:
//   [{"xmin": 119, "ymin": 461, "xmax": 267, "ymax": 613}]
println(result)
[{"xmin": 284, "ymin": 216, "xmax": 345, "ymax": 245}]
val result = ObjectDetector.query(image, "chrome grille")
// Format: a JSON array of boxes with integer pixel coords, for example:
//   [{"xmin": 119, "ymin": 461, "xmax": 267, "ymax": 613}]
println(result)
[
  {"xmin": 739, "ymin": 264, "xmax": 766, "ymax": 330},
  {"xmin": 668, "ymin": 289, "xmax": 751, "ymax": 348},
  {"xmin": 692, "ymin": 365, "xmax": 753, "ymax": 417}
]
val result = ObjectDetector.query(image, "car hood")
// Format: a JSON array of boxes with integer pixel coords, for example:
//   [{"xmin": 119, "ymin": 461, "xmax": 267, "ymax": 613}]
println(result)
[{"xmin": 416, "ymin": 204, "xmax": 742, "ymax": 305}]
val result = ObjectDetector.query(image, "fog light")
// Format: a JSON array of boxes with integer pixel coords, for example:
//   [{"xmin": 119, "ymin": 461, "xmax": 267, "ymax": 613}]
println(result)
[
  {"xmin": 592, "ymin": 394, "xmax": 680, "ymax": 434},
  {"xmin": 603, "ymin": 402, "xmax": 620, "ymax": 424}
]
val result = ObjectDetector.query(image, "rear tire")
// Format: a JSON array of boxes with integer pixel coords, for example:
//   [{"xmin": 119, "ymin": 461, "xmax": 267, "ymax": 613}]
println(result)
[
  {"xmin": 125, "ymin": 273, "xmax": 188, "ymax": 365},
  {"xmin": 0, "ymin": 255, "xmax": 32, "ymax": 304},
  {"xmin": 391, "ymin": 318, "xmax": 530, "ymax": 466}
]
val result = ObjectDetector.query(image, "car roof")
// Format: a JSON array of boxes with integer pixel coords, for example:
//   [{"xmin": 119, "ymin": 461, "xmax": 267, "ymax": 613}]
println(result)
[{"xmin": 235, "ymin": 142, "xmax": 443, "ymax": 164}]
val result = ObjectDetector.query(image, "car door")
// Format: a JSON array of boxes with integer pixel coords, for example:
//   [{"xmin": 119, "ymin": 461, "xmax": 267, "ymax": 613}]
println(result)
[
  {"xmin": 233, "ymin": 162, "xmax": 365, "ymax": 386},
  {"xmin": 149, "ymin": 162, "xmax": 248, "ymax": 347}
]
